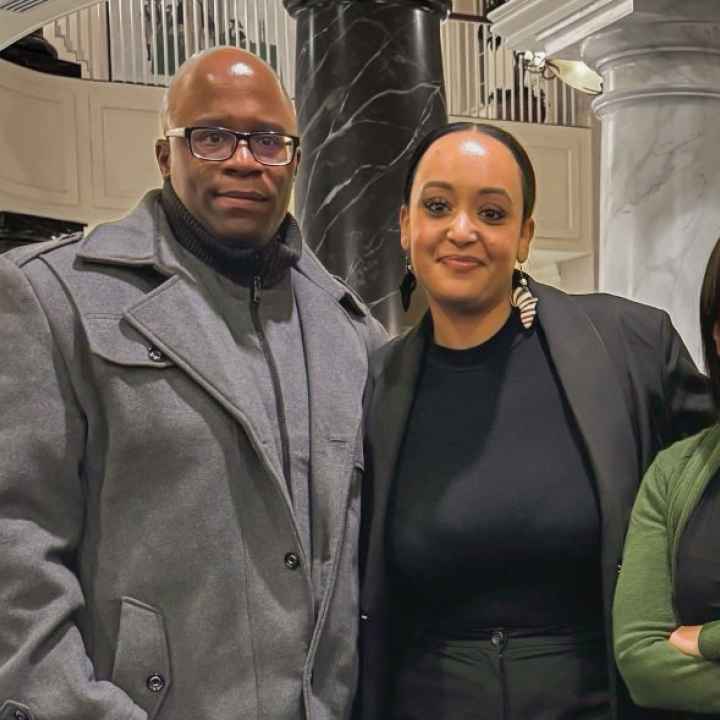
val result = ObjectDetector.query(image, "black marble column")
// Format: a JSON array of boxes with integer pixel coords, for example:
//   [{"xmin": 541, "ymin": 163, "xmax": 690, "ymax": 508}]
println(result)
[{"xmin": 284, "ymin": 0, "xmax": 450, "ymax": 332}]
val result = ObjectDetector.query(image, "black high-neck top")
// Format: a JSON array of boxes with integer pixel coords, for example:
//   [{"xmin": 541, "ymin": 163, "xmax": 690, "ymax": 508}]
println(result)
[
  {"xmin": 389, "ymin": 312, "xmax": 604, "ymax": 635},
  {"xmin": 675, "ymin": 467, "xmax": 720, "ymax": 625}
]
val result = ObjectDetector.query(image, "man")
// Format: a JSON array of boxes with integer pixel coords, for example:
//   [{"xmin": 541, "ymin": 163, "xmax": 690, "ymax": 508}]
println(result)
[{"xmin": 0, "ymin": 47, "xmax": 386, "ymax": 720}]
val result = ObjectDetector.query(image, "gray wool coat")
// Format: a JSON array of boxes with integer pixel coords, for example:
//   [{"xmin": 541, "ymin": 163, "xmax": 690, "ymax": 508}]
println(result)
[{"xmin": 0, "ymin": 193, "xmax": 387, "ymax": 720}]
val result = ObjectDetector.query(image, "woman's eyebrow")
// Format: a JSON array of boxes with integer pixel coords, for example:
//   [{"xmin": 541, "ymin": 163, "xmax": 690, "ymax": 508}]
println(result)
[
  {"xmin": 420, "ymin": 181, "xmax": 454, "ymax": 193},
  {"xmin": 419, "ymin": 183, "xmax": 512, "ymax": 201},
  {"xmin": 476, "ymin": 187, "xmax": 512, "ymax": 200}
]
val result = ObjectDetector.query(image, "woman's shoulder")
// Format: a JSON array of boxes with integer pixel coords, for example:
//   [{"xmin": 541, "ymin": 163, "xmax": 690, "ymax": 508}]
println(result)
[
  {"xmin": 368, "ymin": 322, "xmax": 424, "ymax": 377},
  {"xmin": 540, "ymin": 286, "xmax": 676, "ymax": 362},
  {"xmin": 556, "ymin": 287, "xmax": 669, "ymax": 328},
  {"xmin": 651, "ymin": 424, "xmax": 720, "ymax": 484},
  {"xmin": 369, "ymin": 330, "xmax": 405, "ymax": 372}
]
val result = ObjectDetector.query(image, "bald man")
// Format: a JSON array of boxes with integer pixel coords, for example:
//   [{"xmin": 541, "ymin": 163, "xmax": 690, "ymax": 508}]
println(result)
[{"xmin": 0, "ymin": 47, "xmax": 386, "ymax": 720}]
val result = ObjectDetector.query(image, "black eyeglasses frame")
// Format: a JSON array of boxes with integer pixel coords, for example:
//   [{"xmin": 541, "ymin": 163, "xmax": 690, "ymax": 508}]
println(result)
[{"xmin": 165, "ymin": 126, "xmax": 301, "ymax": 166}]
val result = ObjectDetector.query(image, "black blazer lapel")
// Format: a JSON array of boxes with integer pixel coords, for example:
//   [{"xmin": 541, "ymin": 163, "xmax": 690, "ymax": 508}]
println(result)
[
  {"xmin": 534, "ymin": 282, "xmax": 640, "ymax": 596},
  {"xmin": 361, "ymin": 319, "xmax": 427, "ymax": 613}
]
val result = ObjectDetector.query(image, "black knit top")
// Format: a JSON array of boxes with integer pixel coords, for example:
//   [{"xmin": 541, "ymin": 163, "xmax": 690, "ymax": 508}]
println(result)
[
  {"xmin": 389, "ymin": 311, "xmax": 604, "ymax": 634},
  {"xmin": 676, "ymin": 467, "xmax": 720, "ymax": 625}
]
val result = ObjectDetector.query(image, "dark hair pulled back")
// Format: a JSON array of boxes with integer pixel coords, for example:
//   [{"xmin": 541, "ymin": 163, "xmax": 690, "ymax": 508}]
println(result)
[
  {"xmin": 700, "ymin": 237, "xmax": 720, "ymax": 413},
  {"xmin": 402, "ymin": 122, "xmax": 537, "ymax": 222}
]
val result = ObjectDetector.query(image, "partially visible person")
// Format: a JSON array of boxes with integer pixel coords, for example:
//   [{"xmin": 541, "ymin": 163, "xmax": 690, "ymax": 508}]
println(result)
[
  {"xmin": 614, "ymin": 237, "xmax": 720, "ymax": 717},
  {"xmin": 357, "ymin": 122, "xmax": 713, "ymax": 720},
  {"xmin": 0, "ymin": 46, "xmax": 385, "ymax": 720}
]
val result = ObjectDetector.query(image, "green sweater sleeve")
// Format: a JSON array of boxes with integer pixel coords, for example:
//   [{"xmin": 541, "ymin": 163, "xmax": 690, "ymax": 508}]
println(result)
[
  {"xmin": 699, "ymin": 620, "xmax": 720, "ymax": 659},
  {"xmin": 613, "ymin": 458, "xmax": 720, "ymax": 712}
]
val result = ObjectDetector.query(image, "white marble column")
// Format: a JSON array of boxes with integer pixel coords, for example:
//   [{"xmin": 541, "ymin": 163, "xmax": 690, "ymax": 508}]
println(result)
[
  {"xmin": 490, "ymin": 0, "xmax": 720, "ymax": 365},
  {"xmin": 584, "ymin": 13, "xmax": 720, "ymax": 363}
]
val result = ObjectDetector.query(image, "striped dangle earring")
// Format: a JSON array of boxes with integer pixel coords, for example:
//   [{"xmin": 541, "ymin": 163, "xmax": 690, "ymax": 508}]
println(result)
[{"xmin": 511, "ymin": 264, "xmax": 538, "ymax": 329}]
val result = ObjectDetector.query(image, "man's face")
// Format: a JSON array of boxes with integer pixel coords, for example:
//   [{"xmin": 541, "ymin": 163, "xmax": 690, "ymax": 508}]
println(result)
[{"xmin": 157, "ymin": 57, "xmax": 298, "ymax": 247}]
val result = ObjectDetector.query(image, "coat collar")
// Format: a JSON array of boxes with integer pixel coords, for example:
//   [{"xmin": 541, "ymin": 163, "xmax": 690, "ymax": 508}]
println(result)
[
  {"xmin": 77, "ymin": 190, "xmax": 367, "ymax": 317},
  {"xmin": 78, "ymin": 190, "xmax": 161, "ymax": 268}
]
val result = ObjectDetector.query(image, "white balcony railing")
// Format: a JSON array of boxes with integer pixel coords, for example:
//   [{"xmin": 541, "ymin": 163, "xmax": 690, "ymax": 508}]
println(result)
[
  {"xmin": 45, "ymin": 0, "xmax": 296, "ymax": 94},
  {"xmin": 43, "ymin": 4, "xmax": 581, "ymax": 128},
  {"xmin": 440, "ymin": 17, "xmax": 579, "ymax": 127}
]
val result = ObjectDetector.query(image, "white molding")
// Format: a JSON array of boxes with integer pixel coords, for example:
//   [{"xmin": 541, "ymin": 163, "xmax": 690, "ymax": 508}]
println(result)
[
  {"xmin": 530, "ymin": 248, "xmax": 590, "ymax": 266},
  {"xmin": 88, "ymin": 83, "xmax": 163, "ymax": 210},
  {"xmin": 488, "ymin": 0, "xmax": 634, "ymax": 56},
  {"xmin": 0, "ymin": 61, "xmax": 80, "ymax": 207},
  {"xmin": 0, "ymin": 58, "xmax": 163, "ymax": 226},
  {"xmin": 0, "ymin": 0, "xmax": 102, "ymax": 52},
  {"xmin": 592, "ymin": 45, "xmax": 720, "ymax": 72},
  {"xmin": 527, "ymin": 259, "xmax": 563, "ymax": 286},
  {"xmin": 528, "ymin": 250, "xmax": 592, "ymax": 289},
  {"xmin": 592, "ymin": 85, "xmax": 720, "ymax": 115}
]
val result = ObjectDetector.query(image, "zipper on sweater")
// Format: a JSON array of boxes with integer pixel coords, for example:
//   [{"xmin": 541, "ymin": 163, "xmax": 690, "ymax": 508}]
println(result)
[{"xmin": 251, "ymin": 274, "xmax": 293, "ymax": 500}]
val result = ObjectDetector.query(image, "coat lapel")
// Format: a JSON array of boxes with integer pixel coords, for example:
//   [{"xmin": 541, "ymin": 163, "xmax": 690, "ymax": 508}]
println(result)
[
  {"xmin": 122, "ymin": 273, "xmax": 286, "ymax": 492},
  {"xmin": 361, "ymin": 319, "xmax": 427, "ymax": 612},
  {"xmin": 78, "ymin": 192, "xmax": 289, "ymax": 501},
  {"xmin": 534, "ymin": 282, "xmax": 640, "ymax": 580}
]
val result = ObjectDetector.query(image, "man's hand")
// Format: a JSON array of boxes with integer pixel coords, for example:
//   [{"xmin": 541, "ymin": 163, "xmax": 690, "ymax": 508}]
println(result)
[{"xmin": 668, "ymin": 625, "xmax": 703, "ymax": 657}]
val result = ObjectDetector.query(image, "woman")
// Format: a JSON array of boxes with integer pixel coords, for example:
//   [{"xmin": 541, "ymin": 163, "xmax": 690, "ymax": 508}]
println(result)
[
  {"xmin": 614, "ymin": 238, "xmax": 720, "ymax": 717},
  {"xmin": 357, "ymin": 122, "xmax": 713, "ymax": 720}
]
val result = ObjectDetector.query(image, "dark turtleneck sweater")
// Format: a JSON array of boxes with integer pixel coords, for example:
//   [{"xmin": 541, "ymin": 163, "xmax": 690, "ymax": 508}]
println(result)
[
  {"xmin": 160, "ymin": 178, "xmax": 301, "ymax": 287},
  {"xmin": 159, "ymin": 181, "xmax": 314, "ymax": 566},
  {"xmin": 389, "ymin": 311, "xmax": 604, "ymax": 635}
]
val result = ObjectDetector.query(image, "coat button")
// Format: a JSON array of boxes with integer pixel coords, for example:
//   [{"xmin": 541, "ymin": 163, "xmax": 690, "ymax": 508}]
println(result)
[
  {"xmin": 284, "ymin": 552, "xmax": 300, "ymax": 570},
  {"xmin": 146, "ymin": 673, "xmax": 166, "ymax": 692},
  {"xmin": 147, "ymin": 346, "xmax": 165, "ymax": 362}
]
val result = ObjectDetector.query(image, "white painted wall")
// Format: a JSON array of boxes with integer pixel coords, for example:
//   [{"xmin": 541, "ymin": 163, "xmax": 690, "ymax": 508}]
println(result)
[{"xmin": 0, "ymin": 58, "xmax": 164, "ymax": 230}]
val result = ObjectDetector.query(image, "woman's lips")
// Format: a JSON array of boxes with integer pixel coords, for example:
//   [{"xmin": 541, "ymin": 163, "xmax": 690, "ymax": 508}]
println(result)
[{"xmin": 438, "ymin": 255, "xmax": 484, "ymax": 270}]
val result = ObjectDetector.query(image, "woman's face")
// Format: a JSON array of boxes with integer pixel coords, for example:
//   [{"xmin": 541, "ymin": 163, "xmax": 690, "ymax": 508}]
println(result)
[{"xmin": 401, "ymin": 130, "xmax": 534, "ymax": 317}]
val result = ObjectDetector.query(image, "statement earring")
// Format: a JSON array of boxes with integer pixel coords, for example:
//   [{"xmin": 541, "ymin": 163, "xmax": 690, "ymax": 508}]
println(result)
[
  {"xmin": 511, "ymin": 265, "xmax": 538, "ymax": 329},
  {"xmin": 399, "ymin": 255, "xmax": 417, "ymax": 312}
]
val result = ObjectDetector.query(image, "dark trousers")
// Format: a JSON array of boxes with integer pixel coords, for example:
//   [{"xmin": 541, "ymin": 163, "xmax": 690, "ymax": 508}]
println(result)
[{"xmin": 390, "ymin": 627, "xmax": 611, "ymax": 720}]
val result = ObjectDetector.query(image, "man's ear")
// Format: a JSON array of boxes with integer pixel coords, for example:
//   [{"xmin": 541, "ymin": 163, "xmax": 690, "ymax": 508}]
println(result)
[
  {"xmin": 156, "ymin": 139, "xmax": 171, "ymax": 179},
  {"xmin": 517, "ymin": 217, "xmax": 535, "ymax": 264},
  {"xmin": 400, "ymin": 205, "xmax": 410, "ymax": 253}
]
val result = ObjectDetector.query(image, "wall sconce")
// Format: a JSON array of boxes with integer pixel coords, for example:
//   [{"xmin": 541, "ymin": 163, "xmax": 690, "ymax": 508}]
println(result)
[{"xmin": 523, "ymin": 50, "xmax": 602, "ymax": 95}]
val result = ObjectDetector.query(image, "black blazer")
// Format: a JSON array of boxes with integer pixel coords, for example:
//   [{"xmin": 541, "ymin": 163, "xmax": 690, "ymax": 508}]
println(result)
[{"xmin": 358, "ymin": 280, "xmax": 714, "ymax": 720}]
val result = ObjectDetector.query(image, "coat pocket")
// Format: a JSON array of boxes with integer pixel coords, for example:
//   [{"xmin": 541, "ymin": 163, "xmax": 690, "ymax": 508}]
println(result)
[{"xmin": 111, "ymin": 596, "xmax": 172, "ymax": 719}]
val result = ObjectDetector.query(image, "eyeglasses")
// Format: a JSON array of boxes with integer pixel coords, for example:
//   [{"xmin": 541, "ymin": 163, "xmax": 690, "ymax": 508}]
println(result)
[{"xmin": 165, "ymin": 127, "xmax": 300, "ymax": 166}]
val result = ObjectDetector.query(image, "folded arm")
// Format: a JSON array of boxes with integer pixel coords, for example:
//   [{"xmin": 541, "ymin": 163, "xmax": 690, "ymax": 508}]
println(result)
[{"xmin": 614, "ymin": 456, "xmax": 720, "ymax": 713}]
